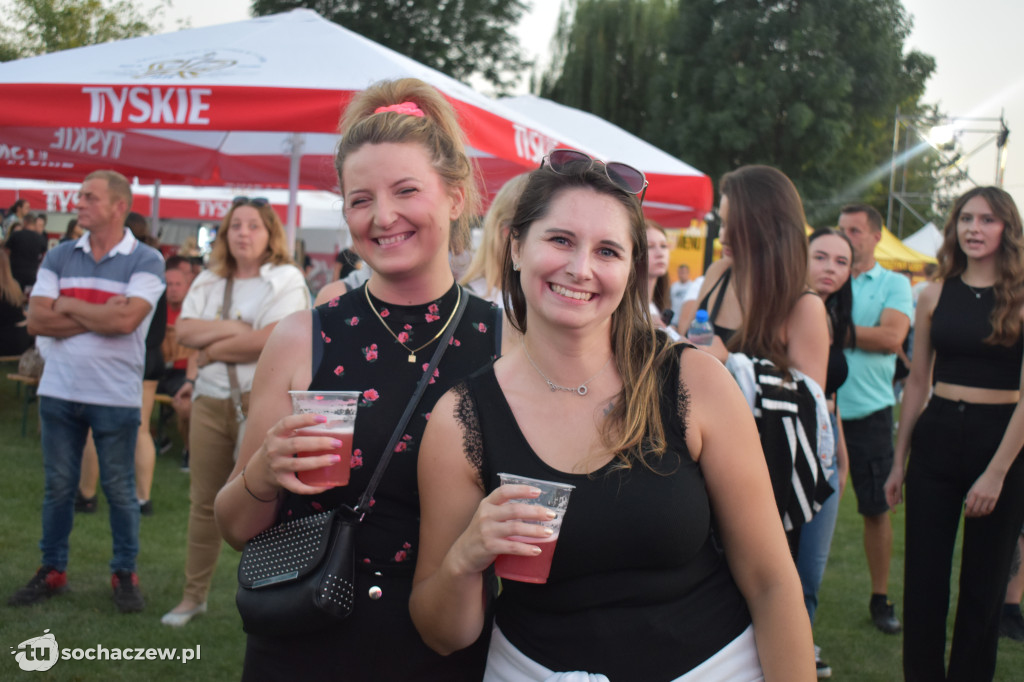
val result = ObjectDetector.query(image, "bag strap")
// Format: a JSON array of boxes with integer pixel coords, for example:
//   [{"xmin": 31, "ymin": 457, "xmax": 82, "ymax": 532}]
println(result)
[
  {"xmin": 351, "ymin": 285, "xmax": 469, "ymax": 520},
  {"xmin": 493, "ymin": 305, "xmax": 503, "ymax": 357},
  {"xmin": 222, "ymin": 276, "xmax": 245, "ymax": 424}
]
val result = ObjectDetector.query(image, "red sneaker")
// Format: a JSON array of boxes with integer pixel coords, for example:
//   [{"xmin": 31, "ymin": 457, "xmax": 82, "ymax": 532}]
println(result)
[{"xmin": 7, "ymin": 566, "xmax": 68, "ymax": 606}]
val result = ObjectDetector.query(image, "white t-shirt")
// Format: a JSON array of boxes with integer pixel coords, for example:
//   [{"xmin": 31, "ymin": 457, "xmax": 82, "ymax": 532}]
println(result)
[
  {"xmin": 465, "ymin": 277, "xmax": 504, "ymax": 307},
  {"xmin": 181, "ymin": 263, "xmax": 310, "ymax": 399},
  {"xmin": 669, "ymin": 280, "xmax": 693, "ymax": 318}
]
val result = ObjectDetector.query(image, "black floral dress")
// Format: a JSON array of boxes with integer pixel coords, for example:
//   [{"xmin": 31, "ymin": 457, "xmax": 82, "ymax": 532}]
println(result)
[{"xmin": 242, "ymin": 282, "xmax": 500, "ymax": 682}]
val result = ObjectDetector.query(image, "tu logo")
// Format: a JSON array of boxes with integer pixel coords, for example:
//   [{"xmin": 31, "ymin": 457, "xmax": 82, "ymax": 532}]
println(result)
[{"xmin": 10, "ymin": 629, "xmax": 59, "ymax": 672}]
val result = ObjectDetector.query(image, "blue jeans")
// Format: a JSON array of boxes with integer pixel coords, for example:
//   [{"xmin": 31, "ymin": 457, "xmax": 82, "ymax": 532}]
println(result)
[
  {"xmin": 39, "ymin": 396, "xmax": 140, "ymax": 573},
  {"xmin": 797, "ymin": 412, "xmax": 842, "ymax": 624}
]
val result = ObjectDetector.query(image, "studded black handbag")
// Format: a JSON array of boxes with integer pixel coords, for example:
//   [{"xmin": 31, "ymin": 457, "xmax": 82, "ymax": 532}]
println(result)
[
  {"xmin": 234, "ymin": 288, "xmax": 468, "ymax": 637},
  {"xmin": 236, "ymin": 506, "xmax": 358, "ymax": 636}
]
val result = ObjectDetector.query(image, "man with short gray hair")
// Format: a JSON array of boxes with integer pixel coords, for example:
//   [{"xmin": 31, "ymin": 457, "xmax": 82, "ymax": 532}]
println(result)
[{"xmin": 9, "ymin": 170, "xmax": 165, "ymax": 614}]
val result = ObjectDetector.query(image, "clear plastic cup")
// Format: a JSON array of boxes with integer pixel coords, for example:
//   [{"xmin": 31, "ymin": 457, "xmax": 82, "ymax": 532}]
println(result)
[
  {"xmin": 289, "ymin": 390, "xmax": 360, "ymax": 487},
  {"xmin": 493, "ymin": 473, "xmax": 574, "ymax": 584}
]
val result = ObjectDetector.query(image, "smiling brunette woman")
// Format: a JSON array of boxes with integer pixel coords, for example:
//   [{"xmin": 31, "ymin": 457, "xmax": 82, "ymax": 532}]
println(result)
[
  {"xmin": 213, "ymin": 79, "xmax": 502, "ymax": 681},
  {"xmin": 410, "ymin": 157, "xmax": 814, "ymax": 681},
  {"xmin": 887, "ymin": 187, "xmax": 1024, "ymax": 681}
]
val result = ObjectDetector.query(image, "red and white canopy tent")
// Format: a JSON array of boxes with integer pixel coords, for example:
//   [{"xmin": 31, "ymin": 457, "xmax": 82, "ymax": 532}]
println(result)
[
  {"xmin": 0, "ymin": 9, "xmax": 712, "ymax": 239},
  {"xmin": 0, "ymin": 185, "xmax": 297, "ymax": 225},
  {"xmin": 500, "ymin": 95, "xmax": 713, "ymax": 228}
]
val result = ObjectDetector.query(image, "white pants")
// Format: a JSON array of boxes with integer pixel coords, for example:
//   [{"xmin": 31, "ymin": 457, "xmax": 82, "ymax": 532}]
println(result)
[{"xmin": 483, "ymin": 623, "xmax": 763, "ymax": 682}]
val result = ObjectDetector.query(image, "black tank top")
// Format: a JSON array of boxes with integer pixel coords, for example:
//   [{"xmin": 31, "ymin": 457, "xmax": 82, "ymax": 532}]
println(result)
[
  {"xmin": 459, "ymin": 345, "xmax": 751, "ymax": 679},
  {"xmin": 825, "ymin": 325, "xmax": 849, "ymax": 397},
  {"xmin": 698, "ymin": 267, "xmax": 737, "ymax": 343},
  {"xmin": 931, "ymin": 277, "xmax": 1023, "ymax": 390}
]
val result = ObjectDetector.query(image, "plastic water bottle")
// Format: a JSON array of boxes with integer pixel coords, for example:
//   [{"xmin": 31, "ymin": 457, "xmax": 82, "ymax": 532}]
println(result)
[{"xmin": 687, "ymin": 309, "xmax": 714, "ymax": 346}]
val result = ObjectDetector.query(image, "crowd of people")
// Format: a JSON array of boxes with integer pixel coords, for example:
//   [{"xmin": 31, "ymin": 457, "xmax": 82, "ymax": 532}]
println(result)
[{"xmin": 2, "ymin": 77, "xmax": 1023, "ymax": 682}]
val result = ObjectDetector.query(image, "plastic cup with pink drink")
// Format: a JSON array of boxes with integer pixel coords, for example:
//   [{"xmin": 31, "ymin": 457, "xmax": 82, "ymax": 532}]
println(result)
[
  {"xmin": 493, "ymin": 473, "xmax": 574, "ymax": 584},
  {"xmin": 289, "ymin": 390, "xmax": 360, "ymax": 487}
]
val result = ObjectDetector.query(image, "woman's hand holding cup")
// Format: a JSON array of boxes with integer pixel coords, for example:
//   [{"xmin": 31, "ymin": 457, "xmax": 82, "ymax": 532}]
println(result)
[
  {"xmin": 256, "ymin": 413, "xmax": 346, "ymax": 496},
  {"xmin": 447, "ymin": 484, "xmax": 554, "ymax": 577}
]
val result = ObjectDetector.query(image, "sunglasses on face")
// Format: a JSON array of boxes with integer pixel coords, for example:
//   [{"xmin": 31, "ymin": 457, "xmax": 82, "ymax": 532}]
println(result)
[
  {"xmin": 541, "ymin": 149, "xmax": 648, "ymax": 202},
  {"xmin": 232, "ymin": 196, "xmax": 269, "ymax": 208}
]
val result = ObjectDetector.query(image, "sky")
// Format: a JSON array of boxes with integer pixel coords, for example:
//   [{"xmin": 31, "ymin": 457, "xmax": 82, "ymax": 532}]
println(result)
[{"xmin": 127, "ymin": 0, "xmax": 1024, "ymax": 208}]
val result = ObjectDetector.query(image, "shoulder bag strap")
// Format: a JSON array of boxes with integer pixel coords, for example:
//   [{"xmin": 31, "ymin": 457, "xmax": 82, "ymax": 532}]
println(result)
[
  {"xmin": 222, "ymin": 276, "xmax": 245, "ymax": 424},
  {"xmin": 493, "ymin": 305, "xmax": 503, "ymax": 357},
  {"xmin": 351, "ymin": 285, "xmax": 469, "ymax": 520}
]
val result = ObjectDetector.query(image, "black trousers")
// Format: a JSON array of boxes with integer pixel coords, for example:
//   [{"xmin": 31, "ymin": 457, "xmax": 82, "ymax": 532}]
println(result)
[{"xmin": 903, "ymin": 397, "xmax": 1024, "ymax": 682}]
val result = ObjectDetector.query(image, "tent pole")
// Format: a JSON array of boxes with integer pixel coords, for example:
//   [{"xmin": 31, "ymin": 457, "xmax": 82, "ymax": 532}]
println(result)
[
  {"xmin": 152, "ymin": 180, "xmax": 161, "ymax": 239},
  {"xmin": 286, "ymin": 133, "xmax": 304, "ymax": 256}
]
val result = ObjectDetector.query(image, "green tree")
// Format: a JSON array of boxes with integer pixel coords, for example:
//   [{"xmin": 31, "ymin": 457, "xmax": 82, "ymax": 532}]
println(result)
[
  {"xmin": 251, "ymin": 0, "xmax": 531, "ymax": 93},
  {"xmin": 541, "ymin": 0, "xmax": 939, "ymax": 227},
  {"xmin": 0, "ymin": 0, "xmax": 166, "ymax": 61},
  {"xmin": 539, "ymin": 0, "xmax": 678, "ymax": 142}
]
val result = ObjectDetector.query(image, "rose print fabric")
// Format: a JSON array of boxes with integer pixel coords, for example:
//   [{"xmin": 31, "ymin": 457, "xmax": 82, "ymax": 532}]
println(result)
[{"xmin": 275, "ymin": 282, "xmax": 499, "ymax": 569}]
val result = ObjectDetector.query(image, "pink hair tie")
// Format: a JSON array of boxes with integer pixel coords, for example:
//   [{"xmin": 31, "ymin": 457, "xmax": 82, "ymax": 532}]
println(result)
[{"xmin": 374, "ymin": 101, "xmax": 425, "ymax": 118}]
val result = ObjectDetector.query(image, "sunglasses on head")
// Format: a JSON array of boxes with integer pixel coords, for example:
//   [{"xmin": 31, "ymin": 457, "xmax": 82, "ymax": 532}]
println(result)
[
  {"xmin": 541, "ymin": 149, "xmax": 648, "ymax": 203},
  {"xmin": 232, "ymin": 196, "xmax": 269, "ymax": 208}
]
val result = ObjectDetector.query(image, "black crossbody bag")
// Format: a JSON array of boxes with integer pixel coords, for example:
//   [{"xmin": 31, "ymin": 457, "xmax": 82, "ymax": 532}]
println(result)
[{"xmin": 235, "ymin": 288, "xmax": 468, "ymax": 637}]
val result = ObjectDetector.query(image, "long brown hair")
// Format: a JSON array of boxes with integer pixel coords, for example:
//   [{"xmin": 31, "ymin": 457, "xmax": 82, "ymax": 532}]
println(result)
[
  {"xmin": 208, "ymin": 200, "xmax": 294, "ymax": 278},
  {"xmin": 938, "ymin": 186, "xmax": 1024, "ymax": 346},
  {"xmin": 503, "ymin": 163, "xmax": 675, "ymax": 468},
  {"xmin": 646, "ymin": 219, "xmax": 670, "ymax": 312},
  {"xmin": 720, "ymin": 165, "xmax": 809, "ymax": 370},
  {"xmin": 335, "ymin": 78, "xmax": 481, "ymax": 255},
  {"xmin": 0, "ymin": 250, "xmax": 25, "ymax": 308}
]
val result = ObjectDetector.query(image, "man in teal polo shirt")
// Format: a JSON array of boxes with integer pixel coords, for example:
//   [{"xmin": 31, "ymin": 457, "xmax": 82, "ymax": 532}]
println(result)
[{"xmin": 838, "ymin": 204, "xmax": 912, "ymax": 634}]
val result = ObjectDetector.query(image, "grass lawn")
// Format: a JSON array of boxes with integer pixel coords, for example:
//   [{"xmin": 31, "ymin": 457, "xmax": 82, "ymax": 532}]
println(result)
[
  {"xmin": 1, "ymin": 367, "xmax": 245, "ymax": 681},
  {"xmin": 2, "ymin": 364, "xmax": 1023, "ymax": 679}
]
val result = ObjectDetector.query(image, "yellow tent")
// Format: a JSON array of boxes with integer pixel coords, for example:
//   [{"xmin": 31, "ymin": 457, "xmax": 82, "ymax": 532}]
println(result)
[
  {"xmin": 665, "ymin": 224, "xmax": 936, "ymax": 278},
  {"xmin": 875, "ymin": 226, "xmax": 937, "ymax": 275}
]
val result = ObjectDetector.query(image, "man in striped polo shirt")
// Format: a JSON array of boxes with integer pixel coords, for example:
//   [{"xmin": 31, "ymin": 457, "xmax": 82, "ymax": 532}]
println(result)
[{"xmin": 9, "ymin": 170, "xmax": 165, "ymax": 613}]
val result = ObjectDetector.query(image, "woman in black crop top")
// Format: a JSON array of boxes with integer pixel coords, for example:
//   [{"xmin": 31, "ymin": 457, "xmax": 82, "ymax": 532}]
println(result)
[
  {"xmin": 410, "ymin": 160, "xmax": 815, "ymax": 680},
  {"xmin": 886, "ymin": 186, "xmax": 1024, "ymax": 681},
  {"xmin": 213, "ymin": 80, "xmax": 503, "ymax": 681}
]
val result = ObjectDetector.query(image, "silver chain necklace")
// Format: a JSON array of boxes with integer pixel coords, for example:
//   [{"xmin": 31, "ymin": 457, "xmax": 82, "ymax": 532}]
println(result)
[
  {"xmin": 521, "ymin": 340, "xmax": 611, "ymax": 397},
  {"xmin": 962, "ymin": 277, "xmax": 992, "ymax": 299}
]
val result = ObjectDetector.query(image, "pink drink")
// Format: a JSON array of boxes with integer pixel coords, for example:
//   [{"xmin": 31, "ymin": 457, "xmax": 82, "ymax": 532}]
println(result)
[
  {"xmin": 295, "ymin": 424, "xmax": 353, "ymax": 487},
  {"xmin": 494, "ymin": 535, "xmax": 559, "ymax": 584}
]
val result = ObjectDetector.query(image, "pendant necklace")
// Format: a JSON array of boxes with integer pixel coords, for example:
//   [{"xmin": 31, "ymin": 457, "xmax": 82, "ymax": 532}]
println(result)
[
  {"xmin": 364, "ymin": 284, "xmax": 461, "ymax": 363},
  {"xmin": 962, "ymin": 278, "xmax": 991, "ymax": 299},
  {"xmin": 521, "ymin": 339, "xmax": 611, "ymax": 397}
]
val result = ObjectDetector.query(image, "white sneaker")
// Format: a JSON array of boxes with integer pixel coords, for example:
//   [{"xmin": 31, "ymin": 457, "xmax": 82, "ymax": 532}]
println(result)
[
  {"xmin": 160, "ymin": 602, "xmax": 207, "ymax": 627},
  {"xmin": 814, "ymin": 644, "xmax": 832, "ymax": 678}
]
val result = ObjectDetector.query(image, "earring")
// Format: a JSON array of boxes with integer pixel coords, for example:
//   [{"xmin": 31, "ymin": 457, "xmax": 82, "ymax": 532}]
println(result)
[{"xmin": 512, "ymin": 262, "xmax": 521, "ymax": 271}]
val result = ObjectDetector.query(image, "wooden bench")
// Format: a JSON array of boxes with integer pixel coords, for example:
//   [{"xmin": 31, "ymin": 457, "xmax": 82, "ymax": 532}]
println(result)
[
  {"xmin": 0, "ymin": 355, "xmax": 23, "ymax": 364},
  {"xmin": 5, "ymin": 371, "xmax": 174, "ymax": 438},
  {"xmin": 6, "ymin": 373, "xmax": 40, "ymax": 437}
]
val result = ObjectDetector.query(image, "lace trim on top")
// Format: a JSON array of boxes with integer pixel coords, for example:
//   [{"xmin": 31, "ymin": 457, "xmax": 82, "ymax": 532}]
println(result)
[
  {"xmin": 452, "ymin": 352, "xmax": 691, "ymax": 479},
  {"xmin": 675, "ymin": 376, "xmax": 690, "ymax": 441},
  {"xmin": 454, "ymin": 381, "xmax": 484, "ymax": 476}
]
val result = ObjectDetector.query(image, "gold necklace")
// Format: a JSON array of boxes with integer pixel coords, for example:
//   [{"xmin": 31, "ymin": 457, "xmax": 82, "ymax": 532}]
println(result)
[{"xmin": 364, "ymin": 284, "xmax": 461, "ymax": 363}]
